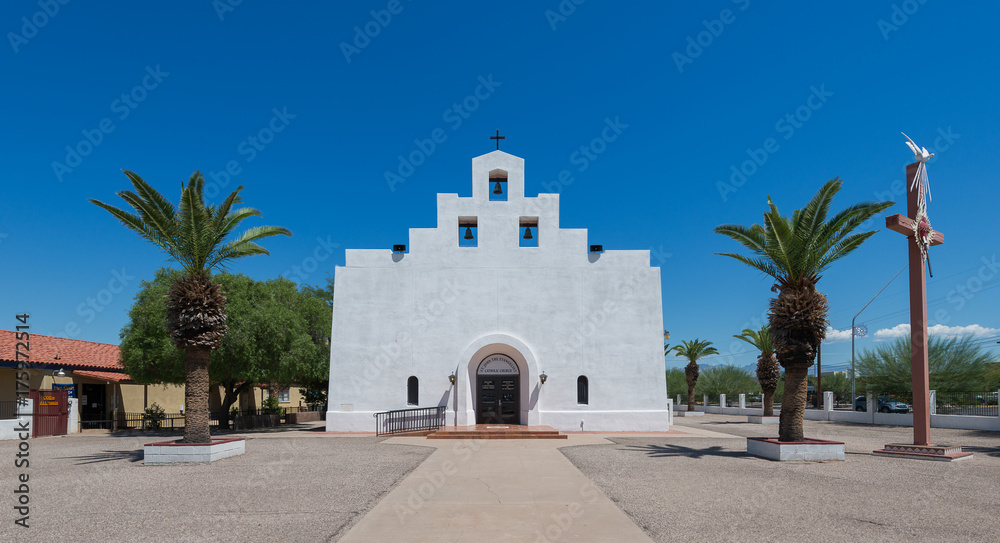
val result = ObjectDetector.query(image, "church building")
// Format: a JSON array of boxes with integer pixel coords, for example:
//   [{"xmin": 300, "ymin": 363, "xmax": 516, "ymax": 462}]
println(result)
[{"xmin": 326, "ymin": 149, "xmax": 668, "ymax": 432}]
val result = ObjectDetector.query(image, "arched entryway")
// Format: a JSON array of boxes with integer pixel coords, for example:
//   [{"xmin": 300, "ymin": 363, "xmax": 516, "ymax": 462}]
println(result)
[
  {"xmin": 454, "ymin": 334, "xmax": 540, "ymax": 427},
  {"xmin": 475, "ymin": 354, "xmax": 520, "ymax": 424}
]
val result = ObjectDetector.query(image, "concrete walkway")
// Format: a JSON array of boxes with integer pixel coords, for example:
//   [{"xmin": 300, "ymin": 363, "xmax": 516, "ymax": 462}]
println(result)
[{"xmin": 337, "ymin": 434, "xmax": 655, "ymax": 542}]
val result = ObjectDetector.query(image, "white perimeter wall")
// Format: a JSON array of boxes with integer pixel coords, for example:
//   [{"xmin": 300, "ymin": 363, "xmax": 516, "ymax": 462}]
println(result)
[{"xmin": 0, "ymin": 399, "xmax": 32, "ymax": 441}]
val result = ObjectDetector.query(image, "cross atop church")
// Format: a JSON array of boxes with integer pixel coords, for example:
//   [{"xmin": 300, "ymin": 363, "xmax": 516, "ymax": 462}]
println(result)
[{"xmin": 490, "ymin": 129, "xmax": 504, "ymax": 150}]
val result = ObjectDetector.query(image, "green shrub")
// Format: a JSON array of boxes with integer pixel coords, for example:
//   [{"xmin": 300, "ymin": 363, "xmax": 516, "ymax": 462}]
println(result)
[
  {"xmin": 144, "ymin": 402, "xmax": 166, "ymax": 430},
  {"xmin": 262, "ymin": 395, "xmax": 285, "ymax": 416}
]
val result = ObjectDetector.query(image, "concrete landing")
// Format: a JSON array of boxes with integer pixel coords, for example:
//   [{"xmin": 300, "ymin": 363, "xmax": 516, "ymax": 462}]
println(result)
[
  {"xmin": 428, "ymin": 424, "xmax": 567, "ymax": 439},
  {"xmin": 337, "ymin": 435, "xmax": 653, "ymax": 542}
]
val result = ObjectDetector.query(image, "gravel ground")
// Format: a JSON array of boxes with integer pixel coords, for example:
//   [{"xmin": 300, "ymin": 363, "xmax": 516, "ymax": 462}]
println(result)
[
  {"xmin": 561, "ymin": 415, "xmax": 1000, "ymax": 543},
  {"xmin": 0, "ymin": 429, "xmax": 434, "ymax": 542}
]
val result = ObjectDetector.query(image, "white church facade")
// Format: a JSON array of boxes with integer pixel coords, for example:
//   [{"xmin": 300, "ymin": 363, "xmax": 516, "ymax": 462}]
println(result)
[{"xmin": 325, "ymin": 150, "xmax": 669, "ymax": 432}]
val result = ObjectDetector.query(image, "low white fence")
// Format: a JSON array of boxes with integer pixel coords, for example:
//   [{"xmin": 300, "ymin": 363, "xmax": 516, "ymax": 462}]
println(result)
[
  {"xmin": 677, "ymin": 391, "xmax": 1000, "ymax": 432},
  {"xmin": 0, "ymin": 399, "xmax": 33, "ymax": 441}
]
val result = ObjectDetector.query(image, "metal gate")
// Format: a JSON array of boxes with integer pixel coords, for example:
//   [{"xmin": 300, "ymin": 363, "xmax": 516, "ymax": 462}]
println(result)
[{"xmin": 29, "ymin": 389, "xmax": 69, "ymax": 437}]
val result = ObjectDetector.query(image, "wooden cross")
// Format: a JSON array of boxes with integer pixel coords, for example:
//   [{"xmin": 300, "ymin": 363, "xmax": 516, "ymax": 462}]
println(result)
[
  {"xmin": 490, "ymin": 129, "xmax": 504, "ymax": 150},
  {"xmin": 886, "ymin": 161, "xmax": 944, "ymax": 447}
]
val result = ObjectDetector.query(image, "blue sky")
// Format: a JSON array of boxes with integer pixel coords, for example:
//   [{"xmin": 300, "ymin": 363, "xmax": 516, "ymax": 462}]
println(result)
[{"xmin": 2, "ymin": 1, "xmax": 998, "ymax": 373}]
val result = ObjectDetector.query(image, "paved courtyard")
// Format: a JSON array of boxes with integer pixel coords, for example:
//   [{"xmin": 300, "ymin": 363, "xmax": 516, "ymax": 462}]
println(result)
[
  {"xmin": 0, "ymin": 426, "xmax": 433, "ymax": 542},
  {"xmin": 563, "ymin": 416, "xmax": 1000, "ymax": 542},
  {"xmin": 1, "ymin": 418, "xmax": 998, "ymax": 542}
]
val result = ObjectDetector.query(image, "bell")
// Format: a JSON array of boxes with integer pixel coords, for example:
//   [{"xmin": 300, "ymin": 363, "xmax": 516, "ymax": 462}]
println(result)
[
  {"xmin": 464, "ymin": 227, "xmax": 474, "ymax": 240},
  {"xmin": 493, "ymin": 181, "xmax": 503, "ymax": 195},
  {"xmin": 523, "ymin": 226, "xmax": 533, "ymax": 240}
]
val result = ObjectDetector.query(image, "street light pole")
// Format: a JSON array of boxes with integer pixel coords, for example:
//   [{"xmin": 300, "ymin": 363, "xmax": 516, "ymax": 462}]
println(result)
[{"xmin": 851, "ymin": 264, "xmax": 908, "ymax": 402}]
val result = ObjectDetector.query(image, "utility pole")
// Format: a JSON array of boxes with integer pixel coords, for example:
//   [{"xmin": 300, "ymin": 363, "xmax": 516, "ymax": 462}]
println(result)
[
  {"xmin": 851, "ymin": 264, "xmax": 908, "ymax": 402},
  {"xmin": 816, "ymin": 343, "xmax": 822, "ymax": 409}
]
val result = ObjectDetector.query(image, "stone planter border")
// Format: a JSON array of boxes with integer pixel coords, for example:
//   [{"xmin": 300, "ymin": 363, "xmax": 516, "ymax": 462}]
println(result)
[
  {"xmin": 747, "ymin": 436, "xmax": 845, "ymax": 462},
  {"xmin": 144, "ymin": 438, "xmax": 246, "ymax": 464}
]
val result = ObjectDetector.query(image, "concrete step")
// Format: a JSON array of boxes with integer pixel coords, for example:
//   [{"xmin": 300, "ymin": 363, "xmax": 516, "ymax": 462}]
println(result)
[{"xmin": 426, "ymin": 424, "xmax": 567, "ymax": 440}]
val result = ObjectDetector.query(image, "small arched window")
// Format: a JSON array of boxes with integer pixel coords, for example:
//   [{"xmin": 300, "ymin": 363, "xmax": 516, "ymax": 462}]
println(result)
[
  {"xmin": 577, "ymin": 376, "xmax": 589, "ymax": 405},
  {"xmin": 407, "ymin": 376, "xmax": 419, "ymax": 406}
]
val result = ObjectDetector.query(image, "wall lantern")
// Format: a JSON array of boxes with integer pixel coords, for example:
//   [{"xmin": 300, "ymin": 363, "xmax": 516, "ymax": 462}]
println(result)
[
  {"xmin": 589, "ymin": 245, "xmax": 603, "ymax": 253},
  {"xmin": 392, "ymin": 244, "xmax": 406, "ymax": 253},
  {"xmin": 448, "ymin": 373, "xmax": 456, "ymax": 385},
  {"xmin": 539, "ymin": 371, "xmax": 548, "ymax": 384},
  {"xmin": 52, "ymin": 368, "xmax": 66, "ymax": 377}
]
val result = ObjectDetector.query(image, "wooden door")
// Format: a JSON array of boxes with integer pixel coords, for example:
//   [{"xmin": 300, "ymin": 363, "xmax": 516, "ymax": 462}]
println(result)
[{"xmin": 476, "ymin": 376, "xmax": 519, "ymax": 424}]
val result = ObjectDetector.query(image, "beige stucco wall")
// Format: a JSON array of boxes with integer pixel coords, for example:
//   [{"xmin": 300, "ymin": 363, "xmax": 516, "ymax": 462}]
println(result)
[
  {"xmin": 1, "ymin": 367, "xmax": 307, "ymax": 416},
  {"xmin": 0, "ymin": 369, "xmax": 16, "ymax": 402}
]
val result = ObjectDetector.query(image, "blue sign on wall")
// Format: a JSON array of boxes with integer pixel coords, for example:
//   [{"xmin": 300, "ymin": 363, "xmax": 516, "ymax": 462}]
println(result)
[{"xmin": 52, "ymin": 383, "xmax": 77, "ymax": 398}]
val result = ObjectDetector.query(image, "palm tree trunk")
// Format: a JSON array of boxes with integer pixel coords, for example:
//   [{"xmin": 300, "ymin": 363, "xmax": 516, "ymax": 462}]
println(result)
[
  {"xmin": 763, "ymin": 390, "xmax": 774, "ymax": 417},
  {"xmin": 686, "ymin": 383, "xmax": 695, "ymax": 412},
  {"xmin": 778, "ymin": 364, "xmax": 808, "ymax": 442},
  {"xmin": 183, "ymin": 347, "xmax": 212, "ymax": 443}
]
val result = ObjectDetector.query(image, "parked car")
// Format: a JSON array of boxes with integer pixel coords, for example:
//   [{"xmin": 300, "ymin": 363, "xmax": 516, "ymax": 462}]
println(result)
[
  {"xmin": 854, "ymin": 396, "xmax": 909, "ymax": 413},
  {"xmin": 975, "ymin": 393, "xmax": 998, "ymax": 406}
]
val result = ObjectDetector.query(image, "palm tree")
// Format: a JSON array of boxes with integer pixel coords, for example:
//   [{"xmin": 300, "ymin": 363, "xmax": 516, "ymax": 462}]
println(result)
[
  {"xmin": 91, "ymin": 170, "xmax": 291, "ymax": 443},
  {"xmin": 734, "ymin": 326, "xmax": 780, "ymax": 416},
  {"xmin": 671, "ymin": 339, "xmax": 719, "ymax": 412},
  {"xmin": 715, "ymin": 179, "xmax": 891, "ymax": 441}
]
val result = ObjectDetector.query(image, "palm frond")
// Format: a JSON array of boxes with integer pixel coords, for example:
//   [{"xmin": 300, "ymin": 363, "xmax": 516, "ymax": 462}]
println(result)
[
  {"xmin": 714, "ymin": 224, "xmax": 767, "ymax": 254},
  {"xmin": 93, "ymin": 170, "xmax": 290, "ymax": 276},
  {"xmin": 124, "ymin": 170, "xmax": 178, "ymax": 240},
  {"xmin": 715, "ymin": 253, "xmax": 781, "ymax": 280},
  {"xmin": 716, "ymin": 178, "xmax": 888, "ymax": 291}
]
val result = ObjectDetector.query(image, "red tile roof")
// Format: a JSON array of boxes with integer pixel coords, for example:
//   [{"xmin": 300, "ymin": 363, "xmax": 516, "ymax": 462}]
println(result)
[
  {"xmin": 73, "ymin": 370, "xmax": 132, "ymax": 383},
  {"xmin": 0, "ymin": 330, "xmax": 127, "ymax": 377}
]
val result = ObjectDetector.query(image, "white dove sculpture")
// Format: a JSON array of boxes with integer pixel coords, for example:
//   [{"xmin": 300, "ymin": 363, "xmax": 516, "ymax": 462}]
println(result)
[
  {"xmin": 901, "ymin": 131, "xmax": 935, "ymax": 275},
  {"xmin": 902, "ymin": 132, "xmax": 934, "ymax": 162}
]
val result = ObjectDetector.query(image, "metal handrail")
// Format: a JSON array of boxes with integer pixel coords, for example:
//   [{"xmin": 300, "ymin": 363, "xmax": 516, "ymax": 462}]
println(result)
[{"xmin": 373, "ymin": 405, "xmax": 445, "ymax": 436}]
